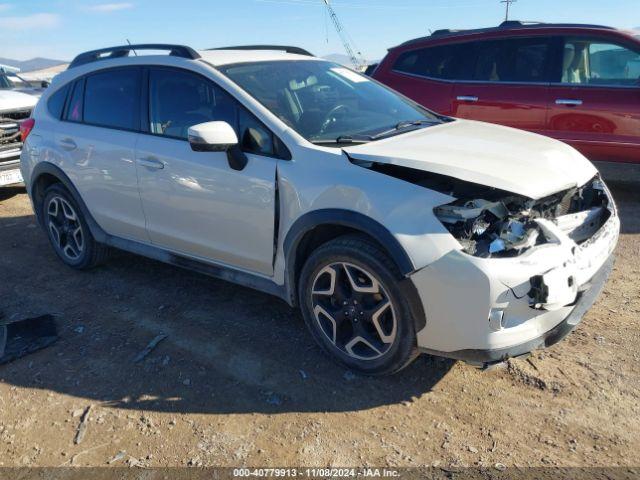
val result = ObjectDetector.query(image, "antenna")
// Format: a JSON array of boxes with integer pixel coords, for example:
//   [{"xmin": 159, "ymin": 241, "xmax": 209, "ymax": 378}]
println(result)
[
  {"xmin": 500, "ymin": 0, "xmax": 517, "ymax": 21},
  {"xmin": 126, "ymin": 39, "xmax": 137, "ymax": 56}
]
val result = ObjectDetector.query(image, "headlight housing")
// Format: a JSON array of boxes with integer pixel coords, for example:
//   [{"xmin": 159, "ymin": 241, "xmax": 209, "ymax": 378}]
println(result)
[{"xmin": 434, "ymin": 177, "xmax": 611, "ymax": 258}]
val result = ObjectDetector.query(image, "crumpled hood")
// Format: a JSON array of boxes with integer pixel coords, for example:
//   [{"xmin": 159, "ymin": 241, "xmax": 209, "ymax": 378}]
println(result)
[
  {"xmin": 343, "ymin": 119, "xmax": 597, "ymax": 199},
  {"xmin": 0, "ymin": 89, "xmax": 38, "ymax": 114}
]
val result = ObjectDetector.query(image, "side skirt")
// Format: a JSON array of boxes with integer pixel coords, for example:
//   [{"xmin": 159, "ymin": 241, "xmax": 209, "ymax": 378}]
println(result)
[{"xmin": 104, "ymin": 234, "xmax": 291, "ymax": 304}]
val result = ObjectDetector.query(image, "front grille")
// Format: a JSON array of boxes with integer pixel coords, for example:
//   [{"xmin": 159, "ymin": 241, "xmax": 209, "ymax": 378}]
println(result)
[
  {"xmin": 0, "ymin": 119, "xmax": 21, "ymax": 146},
  {"xmin": 0, "ymin": 111, "xmax": 27, "ymax": 164},
  {"xmin": 0, "ymin": 110, "xmax": 31, "ymax": 121}
]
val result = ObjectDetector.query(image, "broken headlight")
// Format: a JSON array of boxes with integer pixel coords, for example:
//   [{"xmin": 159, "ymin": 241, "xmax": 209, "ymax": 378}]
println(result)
[
  {"xmin": 433, "ymin": 177, "xmax": 611, "ymax": 258},
  {"xmin": 434, "ymin": 197, "xmax": 543, "ymax": 258}
]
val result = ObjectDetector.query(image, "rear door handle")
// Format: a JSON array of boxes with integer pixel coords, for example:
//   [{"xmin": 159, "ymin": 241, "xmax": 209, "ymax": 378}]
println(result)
[
  {"xmin": 58, "ymin": 138, "xmax": 77, "ymax": 151},
  {"xmin": 556, "ymin": 99, "xmax": 583, "ymax": 106},
  {"xmin": 457, "ymin": 95, "xmax": 479, "ymax": 102},
  {"xmin": 137, "ymin": 156, "xmax": 165, "ymax": 170}
]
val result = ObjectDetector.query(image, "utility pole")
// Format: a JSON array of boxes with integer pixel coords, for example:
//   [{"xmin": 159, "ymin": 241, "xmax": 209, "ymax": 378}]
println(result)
[{"xmin": 501, "ymin": 0, "xmax": 517, "ymax": 21}]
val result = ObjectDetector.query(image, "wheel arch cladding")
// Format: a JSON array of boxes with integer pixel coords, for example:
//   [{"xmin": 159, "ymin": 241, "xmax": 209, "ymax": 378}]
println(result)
[
  {"xmin": 29, "ymin": 162, "xmax": 107, "ymax": 242},
  {"xmin": 283, "ymin": 209, "xmax": 426, "ymax": 331}
]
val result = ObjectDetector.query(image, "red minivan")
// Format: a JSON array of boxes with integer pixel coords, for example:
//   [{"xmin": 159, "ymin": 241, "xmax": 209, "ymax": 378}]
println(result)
[{"xmin": 372, "ymin": 22, "xmax": 640, "ymax": 170}]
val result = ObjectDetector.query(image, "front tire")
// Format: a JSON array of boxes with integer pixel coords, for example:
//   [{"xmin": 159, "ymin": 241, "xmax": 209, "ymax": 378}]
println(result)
[
  {"xmin": 298, "ymin": 234, "xmax": 418, "ymax": 375},
  {"xmin": 41, "ymin": 184, "xmax": 109, "ymax": 269}
]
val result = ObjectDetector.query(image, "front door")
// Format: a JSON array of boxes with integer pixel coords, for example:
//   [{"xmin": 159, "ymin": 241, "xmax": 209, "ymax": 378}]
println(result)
[
  {"xmin": 136, "ymin": 67, "xmax": 279, "ymax": 276},
  {"xmin": 452, "ymin": 36, "xmax": 555, "ymax": 134},
  {"xmin": 546, "ymin": 36, "xmax": 640, "ymax": 163}
]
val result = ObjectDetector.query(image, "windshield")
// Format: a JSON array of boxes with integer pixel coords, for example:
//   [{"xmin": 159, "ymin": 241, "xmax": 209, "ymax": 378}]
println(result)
[
  {"xmin": 219, "ymin": 60, "xmax": 441, "ymax": 143},
  {"xmin": 0, "ymin": 73, "xmax": 29, "ymax": 89}
]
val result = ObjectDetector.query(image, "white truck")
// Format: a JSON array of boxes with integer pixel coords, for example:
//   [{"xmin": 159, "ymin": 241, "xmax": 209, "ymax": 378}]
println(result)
[{"xmin": 1, "ymin": 64, "xmax": 38, "ymax": 186}]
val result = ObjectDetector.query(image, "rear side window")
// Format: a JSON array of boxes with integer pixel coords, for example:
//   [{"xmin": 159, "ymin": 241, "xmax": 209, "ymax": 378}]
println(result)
[
  {"xmin": 393, "ymin": 43, "xmax": 474, "ymax": 80},
  {"xmin": 47, "ymin": 84, "xmax": 70, "ymax": 119},
  {"xmin": 65, "ymin": 80, "xmax": 84, "ymax": 122},
  {"xmin": 473, "ymin": 37, "xmax": 553, "ymax": 82},
  {"xmin": 83, "ymin": 68, "xmax": 140, "ymax": 130},
  {"xmin": 394, "ymin": 37, "xmax": 553, "ymax": 83},
  {"xmin": 148, "ymin": 68, "xmax": 236, "ymax": 140},
  {"xmin": 561, "ymin": 37, "xmax": 640, "ymax": 86}
]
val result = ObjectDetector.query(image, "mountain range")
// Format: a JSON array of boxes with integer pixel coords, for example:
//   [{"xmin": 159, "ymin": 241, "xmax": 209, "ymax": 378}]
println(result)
[
  {"xmin": 0, "ymin": 57, "xmax": 67, "ymax": 73},
  {"xmin": 1, "ymin": 54, "xmax": 355, "ymax": 73}
]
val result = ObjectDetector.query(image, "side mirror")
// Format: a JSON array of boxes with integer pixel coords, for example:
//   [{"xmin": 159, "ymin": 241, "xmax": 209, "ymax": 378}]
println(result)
[
  {"xmin": 188, "ymin": 121, "xmax": 238, "ymax": 152},
  {"xmin": 41, "ymin": 81, "xmax": 50, "ymax": 88},
  {"xmin": 187, "ymin": 121, "xmax": 248, "ymax": 171}
]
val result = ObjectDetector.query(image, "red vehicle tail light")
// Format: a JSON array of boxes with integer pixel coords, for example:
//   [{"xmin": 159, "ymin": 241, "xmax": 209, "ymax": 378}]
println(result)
[{"xmin": 20, "ymin": 118, "xmax": 35, "ymax": 142}]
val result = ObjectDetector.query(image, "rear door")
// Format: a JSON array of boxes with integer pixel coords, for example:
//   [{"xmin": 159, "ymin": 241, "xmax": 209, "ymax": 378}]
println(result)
[
  {"xmin": 546, "ymin": 36, "xmax": 640, "ymax": 163},
  {"xmin": 135, "ymin": 67, "xmax": 280, "ymax": 276},
  {"xmin": 452, "ymin": 36, "xmax": 555, "ymax": 133},
  {"xmin": 55, "ymin": 67, "xmax": 148, "ymax": 242}
]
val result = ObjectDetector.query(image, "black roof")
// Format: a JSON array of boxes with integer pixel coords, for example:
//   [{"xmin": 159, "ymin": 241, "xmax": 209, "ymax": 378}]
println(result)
[{"xmin": 395, "ymin": 21, "xmax": 616, "ymax": 49}]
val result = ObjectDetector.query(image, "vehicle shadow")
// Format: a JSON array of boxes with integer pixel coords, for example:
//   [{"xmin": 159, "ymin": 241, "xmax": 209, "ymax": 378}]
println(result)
[
  {"xmin": 0, "ymin": 185, "xmax": 26, "ymax": 202},
  {"xmin": 0, "ymin": 181, "xmax": 634, "ymax": 414},
  {"xmin": 0, "ymin": 212, "xmax": 454, "ymax": 415},
  {"xmin": 607, "ymin": 181, "xmax": 640, "ymax": 235}
]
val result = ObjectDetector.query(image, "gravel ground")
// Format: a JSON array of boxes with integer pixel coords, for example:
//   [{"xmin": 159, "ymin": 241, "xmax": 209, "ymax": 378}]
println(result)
[{"xmin": 0, "ymin": 182, "xmax": 638, "ymax": 469}]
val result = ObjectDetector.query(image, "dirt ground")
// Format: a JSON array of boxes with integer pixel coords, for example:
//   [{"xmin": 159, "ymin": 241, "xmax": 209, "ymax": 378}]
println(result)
[{"xmin": 0, "ymin": 181, "xmax": 638, "ymax": 469}]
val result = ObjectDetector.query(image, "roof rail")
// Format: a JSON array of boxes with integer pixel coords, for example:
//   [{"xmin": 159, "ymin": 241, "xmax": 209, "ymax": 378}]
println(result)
[
  {"xmin": 499, "ymin": 20, "xmax": 615, "ymax": 29},
  {"xmin": 68, "ymin": 44, "xmax": 201, "ymax": 69},
  {"xmin": 208, "ymin": 45, "xmax": 314, "ymax": 57},
  {"xmin": 396, "ymin": 21, "xmax": 617, "ymax": 48}
]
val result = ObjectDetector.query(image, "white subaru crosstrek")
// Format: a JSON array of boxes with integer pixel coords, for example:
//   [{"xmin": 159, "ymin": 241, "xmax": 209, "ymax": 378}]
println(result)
[{"xmin": 21, "ymin": 44, "xmax": 619, "ymax": 375}]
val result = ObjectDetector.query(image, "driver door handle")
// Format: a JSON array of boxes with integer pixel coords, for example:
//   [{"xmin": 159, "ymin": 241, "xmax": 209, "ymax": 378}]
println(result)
[
  {"xmin": 556, "ymin": 99, "xmax": 583, "ymax": 106},
  {"xmin": 137, "ymin": 156, "xmax": 164, "ymax": 170},
  {"xmin": 457, "ymin": 95, "xmax": 479, "ymax": 102}
]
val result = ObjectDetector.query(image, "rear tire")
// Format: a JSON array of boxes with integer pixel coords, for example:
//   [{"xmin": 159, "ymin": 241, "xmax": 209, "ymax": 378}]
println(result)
[
  {"xmin": 298, "ymin": 234, "xmax": 419, "ymax": 376},
  {"xmin": 41, "ymin": 184, "xmax": 110, "ymax": 270}
]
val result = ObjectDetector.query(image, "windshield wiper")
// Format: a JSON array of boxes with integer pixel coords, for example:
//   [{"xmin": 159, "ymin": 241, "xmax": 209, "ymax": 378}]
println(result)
[
  {"xmin": 370, "ymin": 119, "xmax": 438, "ymax": 140},
  {"xmin": 311, "ymin": 135, "xmax": 372, "ymax": 145}
]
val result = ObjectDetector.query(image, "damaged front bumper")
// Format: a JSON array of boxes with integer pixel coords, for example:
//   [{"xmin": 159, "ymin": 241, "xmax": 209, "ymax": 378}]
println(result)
[{"xmin": 410, "ymin": 208, "xmax": 619, "ymax": 365}]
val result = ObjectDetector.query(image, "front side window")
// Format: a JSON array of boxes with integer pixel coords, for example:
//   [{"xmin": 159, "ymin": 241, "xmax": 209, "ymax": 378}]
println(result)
[
  {"xmin": 148, "ymin": 68, "xmax": 285, "ymax": 157},
  {"xmin": 219, "ymin": 60, "xmax": 441, "ymax": 144},
  {"xmin": 561, "ymin": 37, "xmax": 640, "ymax": 86},
  {"xmin": 148, "ymin": 68, "xmax": 236, "ymax": 140},
  {"xmin": 83, "ymin": 68, "xmax": 140, "ymax": 130},
  {"xmin": 238, "ymin": 108, "xmax": 274, "ymax": 156}
]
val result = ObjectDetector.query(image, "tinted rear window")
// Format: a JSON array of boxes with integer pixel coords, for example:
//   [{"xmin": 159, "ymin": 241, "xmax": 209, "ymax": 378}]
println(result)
[
  {"xmin": 393, "ymin": 37, "xmax": 554, "ymax": 83},
  {"xmin": 65, "ymin": 80, "xmax": 84, "ymax": 122},
  {"xmin": 474, "ymin": 38, "xmax": 552, "ymax": 82},
  {"xmin": 393, "ymin": 43, "xmax": 475, "ymax": 80},
  {"xmin": 83, "ymin": 68, "xmax": 140, "ymax": 130},
  {"xmin": 47, "ymin": 84, "xmax": 70, "ymax": 119}
]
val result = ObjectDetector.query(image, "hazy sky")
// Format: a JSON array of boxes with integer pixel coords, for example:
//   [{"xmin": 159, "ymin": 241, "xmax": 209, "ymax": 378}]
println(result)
[{"xmin": 1, "ymin": 0, "xmax": 638, "ymax": 61}]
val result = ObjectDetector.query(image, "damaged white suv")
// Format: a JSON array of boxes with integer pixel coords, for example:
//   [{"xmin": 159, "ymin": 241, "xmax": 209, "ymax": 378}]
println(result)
[{"xmin": 21, "ymin": 44, "xmax": 619, "ymax": 374}]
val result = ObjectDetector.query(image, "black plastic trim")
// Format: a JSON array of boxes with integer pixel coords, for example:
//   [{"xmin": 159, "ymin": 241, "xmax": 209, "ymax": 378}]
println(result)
[
  {"xmin": 284, "ymin": 209, "xmax": 414, "ymax": 278},
  {"xmin": 421, "ymin": 254, "xmax": 616, "ymax": 365},
  {"xmin": 28, "ymin": 163, "xmax": 288, "ymax": 302}
]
